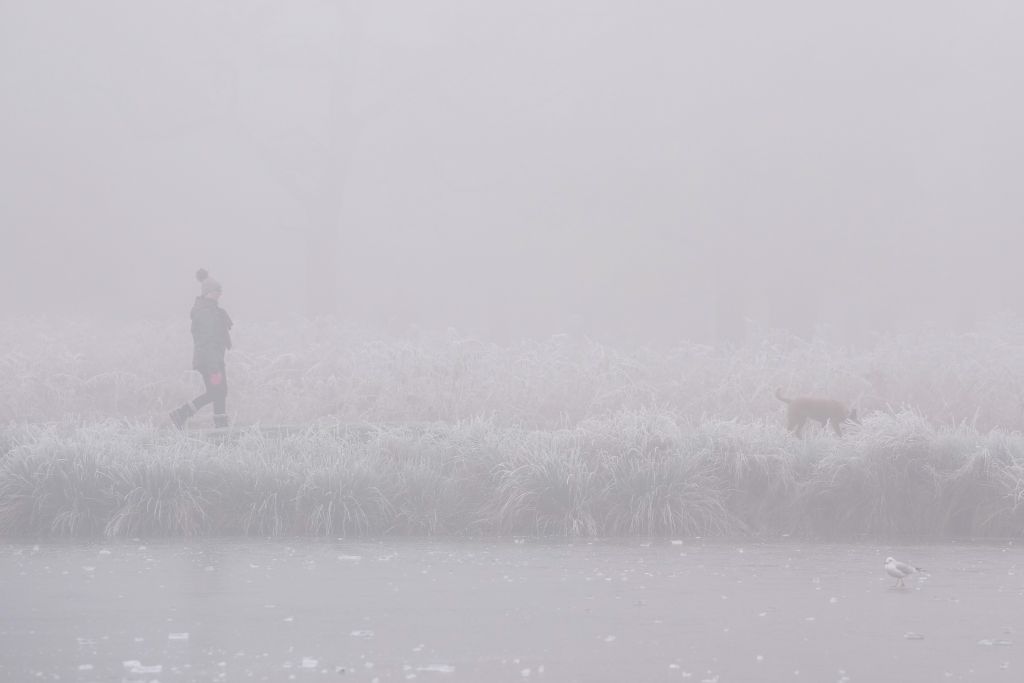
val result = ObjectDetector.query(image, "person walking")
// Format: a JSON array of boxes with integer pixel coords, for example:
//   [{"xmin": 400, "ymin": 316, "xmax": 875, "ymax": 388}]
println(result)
[{"xmin": 170, "ymin": 268, "xmax": 234, "ymax": 429}]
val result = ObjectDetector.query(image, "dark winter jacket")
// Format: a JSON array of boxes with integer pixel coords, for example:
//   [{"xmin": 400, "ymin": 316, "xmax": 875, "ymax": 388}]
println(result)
[{"xmin": 191, "ymin": 296, "xmax": 233, "ymax": 372}]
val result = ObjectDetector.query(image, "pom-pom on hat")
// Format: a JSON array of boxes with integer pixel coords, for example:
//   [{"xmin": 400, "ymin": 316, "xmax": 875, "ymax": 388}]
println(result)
[{"xmin": 196, "ymin": 268, "xmax": 222, "ymax": 296}]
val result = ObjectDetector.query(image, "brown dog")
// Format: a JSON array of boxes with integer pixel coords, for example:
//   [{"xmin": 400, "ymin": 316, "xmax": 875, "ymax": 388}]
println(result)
[{"xmin": 776, "ymin": 388, "xmax": 858, "ymax": 437}]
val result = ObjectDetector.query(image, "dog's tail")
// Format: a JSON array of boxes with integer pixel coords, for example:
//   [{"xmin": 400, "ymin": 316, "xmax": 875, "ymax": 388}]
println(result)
[{"xmin": 775, "ymin": 387, "xmax": 791, "ymax": 404}]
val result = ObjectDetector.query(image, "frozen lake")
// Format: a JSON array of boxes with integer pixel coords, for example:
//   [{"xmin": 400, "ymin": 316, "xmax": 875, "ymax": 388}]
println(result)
[{"xmin": 1, "ymin": 539, "xmax": 1022, "ymax": 682}]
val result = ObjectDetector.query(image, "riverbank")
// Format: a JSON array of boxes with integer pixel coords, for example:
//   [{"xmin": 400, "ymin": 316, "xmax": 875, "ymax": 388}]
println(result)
[{"xmin": 2, "ymin": 412, "xmax": 1022, "ymax": 539}]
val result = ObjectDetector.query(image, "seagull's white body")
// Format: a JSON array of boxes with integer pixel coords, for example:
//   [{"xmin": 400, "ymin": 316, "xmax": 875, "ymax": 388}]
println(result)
[{"xmin": 885, "ymin": 556, "xmax": 923, "ymax": 588}]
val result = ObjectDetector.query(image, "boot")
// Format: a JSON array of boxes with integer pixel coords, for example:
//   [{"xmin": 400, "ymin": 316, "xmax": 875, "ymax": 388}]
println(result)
[
  {"xmin": 169, "ymin": 403, "xmax": 195, "ymax": 430},
  {"xmin": 213, "ymin": 413, "xmax": 230, "ymax": 429}
]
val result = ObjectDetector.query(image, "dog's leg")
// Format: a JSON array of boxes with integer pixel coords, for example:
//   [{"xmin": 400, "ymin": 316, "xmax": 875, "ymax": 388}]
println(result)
[{"xmin": 787, "ymin": 410, "xmax": 800, "ymax": 434}]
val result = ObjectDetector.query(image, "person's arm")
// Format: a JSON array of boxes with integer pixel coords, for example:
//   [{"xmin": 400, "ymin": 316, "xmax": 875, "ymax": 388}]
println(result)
[{"xmin": 223, "ymin": 311, "xmax": 233, "ymax": 350}]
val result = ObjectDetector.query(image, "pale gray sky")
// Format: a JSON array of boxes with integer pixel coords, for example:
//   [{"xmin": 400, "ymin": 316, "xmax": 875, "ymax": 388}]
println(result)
[{"xmin": 2, "ymin": 1, "xmax": 1022, "ymax": 342}]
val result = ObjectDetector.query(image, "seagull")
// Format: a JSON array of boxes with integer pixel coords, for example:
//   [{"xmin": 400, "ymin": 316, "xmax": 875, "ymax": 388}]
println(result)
[{"xmin": 885, "ymin": 556, "xmax": 924, "ymax": 588}]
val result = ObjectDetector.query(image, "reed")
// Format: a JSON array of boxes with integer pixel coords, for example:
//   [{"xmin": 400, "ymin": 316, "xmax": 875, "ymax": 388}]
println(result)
[{"xmin": 3, "ymin": 411, "xmax": 1024, "ymax": 539}]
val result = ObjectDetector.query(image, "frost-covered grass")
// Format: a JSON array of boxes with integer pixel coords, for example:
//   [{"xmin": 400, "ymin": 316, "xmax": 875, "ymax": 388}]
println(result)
[
  {"xmin": 3, "ymin": 315, "xmax": 1024, "ymax": 538},
  {"xmin": 2, "ymin": 411, "xmax": 1024, "ymax": 539},
  {"xmin": 4, "ymin": 314, "xmax": 1024, "ymax": 431}
]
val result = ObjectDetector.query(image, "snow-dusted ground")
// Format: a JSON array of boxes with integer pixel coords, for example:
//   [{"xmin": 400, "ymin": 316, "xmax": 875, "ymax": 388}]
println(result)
[{"xmin": 1, "ymin": 539, "xmax": 1022, "ymax": 682}]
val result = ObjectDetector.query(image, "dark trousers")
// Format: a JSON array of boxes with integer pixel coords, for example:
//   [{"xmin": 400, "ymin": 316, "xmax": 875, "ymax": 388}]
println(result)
[{"xmin": 191, "ymin": 368, "xmax": 228, "ymax": 415}]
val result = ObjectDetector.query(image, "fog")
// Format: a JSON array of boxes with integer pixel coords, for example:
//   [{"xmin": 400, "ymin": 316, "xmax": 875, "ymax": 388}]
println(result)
[{"xmin": 2, "ymin": 1, "xmax": 1023, "ymax": 343}]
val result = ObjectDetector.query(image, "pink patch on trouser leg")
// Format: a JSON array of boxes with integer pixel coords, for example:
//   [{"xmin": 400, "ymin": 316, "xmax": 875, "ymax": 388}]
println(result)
[{"xmin": 209, "ymin": 372, "xmax": 223, "ymax": 386}]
